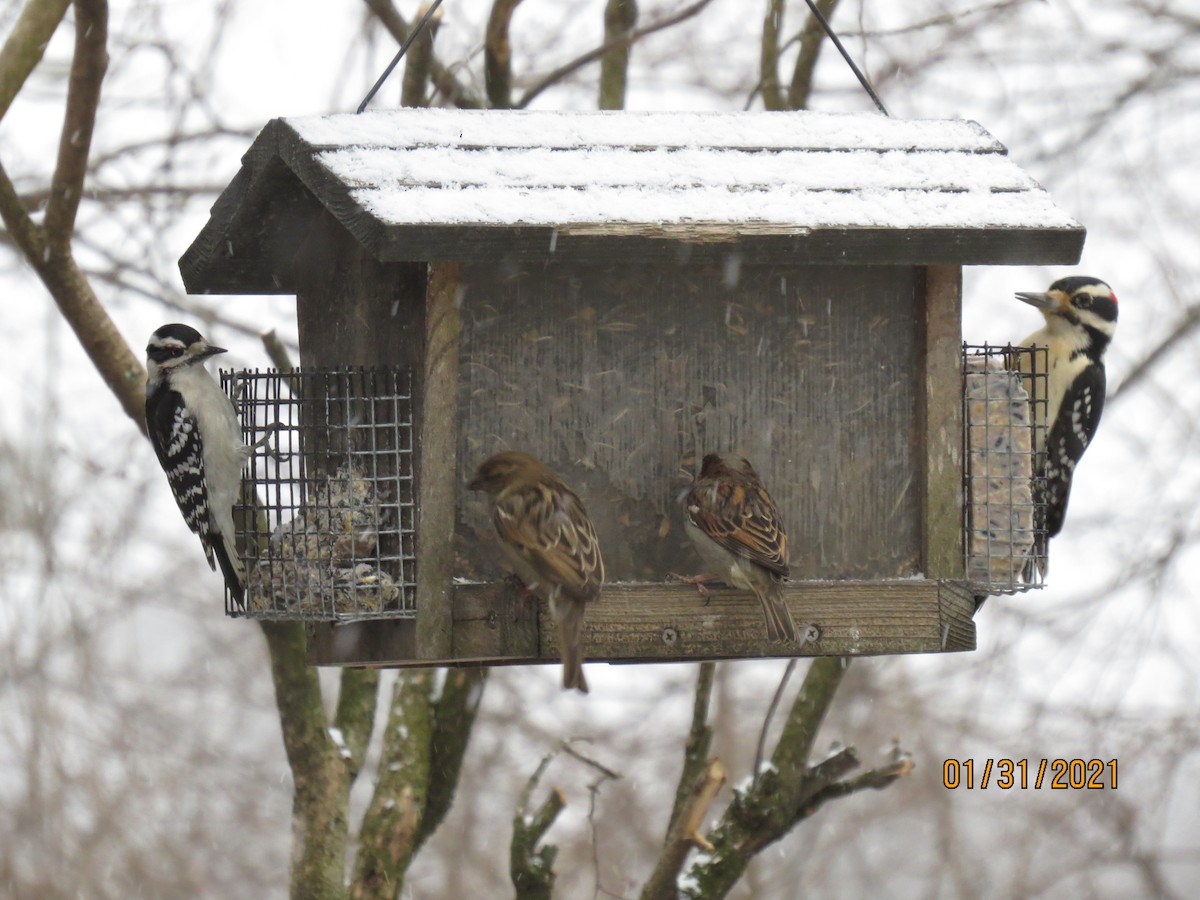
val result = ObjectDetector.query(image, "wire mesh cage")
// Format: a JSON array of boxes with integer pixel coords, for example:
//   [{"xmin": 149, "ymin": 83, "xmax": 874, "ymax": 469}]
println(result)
[
  {"xmin": 220, "ymin": 367, "xmax": 417, "ymax": 620},
  {"xmin": 962, "ymin": 343, "xmax": 1049, "ymax": 594}
]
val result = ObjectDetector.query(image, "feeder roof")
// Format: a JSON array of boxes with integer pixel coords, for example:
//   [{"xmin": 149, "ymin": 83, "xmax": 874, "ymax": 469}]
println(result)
[{"xmin": 181, "ymin": 109, "xmax": 1084, "ymax": 293}]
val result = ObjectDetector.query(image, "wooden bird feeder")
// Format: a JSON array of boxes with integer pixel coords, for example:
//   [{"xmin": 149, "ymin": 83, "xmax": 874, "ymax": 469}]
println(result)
[{"xmin": 180, "ymin": 109, "xmax": 1084, "ymax": 668}]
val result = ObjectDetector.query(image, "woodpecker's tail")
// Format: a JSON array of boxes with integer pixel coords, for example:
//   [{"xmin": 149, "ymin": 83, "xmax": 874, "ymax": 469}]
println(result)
[
  {"xmin": 756, "ymin": 579, "xmax": 798, "ymax": 643},
  {"xmin": 211, "ymin": 530, "xmax": 247, "ymax": 610},
  {"xmin": 1020, "ymin": 535, "xmax": 1048, "ymax": 584}
]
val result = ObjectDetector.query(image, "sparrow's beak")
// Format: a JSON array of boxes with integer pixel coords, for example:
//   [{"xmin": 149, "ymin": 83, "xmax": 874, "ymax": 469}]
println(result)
[{"xmin": 1014, "ymin": 291, "xmax": 1060, "ymax": 312}]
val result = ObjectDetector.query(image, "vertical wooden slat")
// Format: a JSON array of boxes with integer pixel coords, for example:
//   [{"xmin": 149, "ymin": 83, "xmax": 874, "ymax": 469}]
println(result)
[
  {"xmin": 918, "ymin": 265, "xmax": 964, "ymax": 579},
  {"xmin": 415, "ymin": 261, "xmax": 462, "ymax": 660},
  {"xmin": 293, "ymin": 213, "xmax": 427, "ymax": 663}
]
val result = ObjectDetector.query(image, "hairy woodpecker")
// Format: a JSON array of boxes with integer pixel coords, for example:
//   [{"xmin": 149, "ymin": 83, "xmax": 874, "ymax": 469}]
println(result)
[
  {"xmin": 1015, "ymin": 276, "xmax": 1118, "ymax": 581},
  {"xmin": 145, "ymin": 324, "xmax": 248, "ymax": 607}
]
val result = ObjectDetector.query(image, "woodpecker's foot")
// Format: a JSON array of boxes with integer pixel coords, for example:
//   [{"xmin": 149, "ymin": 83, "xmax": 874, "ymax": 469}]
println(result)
[
  {"xmin": 670, "ymin": 572, "xmax": 721, "ymax": 603},
  {"xmin": 252, "ymin": 422, "xmax": 291, "ymax": 462}
]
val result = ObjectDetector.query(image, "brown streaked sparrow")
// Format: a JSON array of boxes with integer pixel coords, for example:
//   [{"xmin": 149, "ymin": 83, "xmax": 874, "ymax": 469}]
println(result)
[
  {"xmin": 679, "ymin": 453, "xmax": 798, "ymax": 643},
  {"xmin": 469, "ymin": 451, "xmax": 604, "ymax": 693}
]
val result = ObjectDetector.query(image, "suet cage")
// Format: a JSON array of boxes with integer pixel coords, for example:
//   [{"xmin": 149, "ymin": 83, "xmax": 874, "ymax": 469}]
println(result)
[
  {"xmin": 221, "ymin": 368, "xmax": 416, "ymax": 620},
  {"xmin": 182, "ymin": 108, "xmax": 1087, "ymax": 669},
  {"xmin": 961, "ymin": 343, "xmax": 1049, "ymax": 594}
]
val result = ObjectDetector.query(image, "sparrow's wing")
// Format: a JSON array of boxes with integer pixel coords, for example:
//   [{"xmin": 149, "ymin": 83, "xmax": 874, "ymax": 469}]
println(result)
[
  {"xmin": 494, "ymin": 479, "xmax": 605, "ymax": 601},
  {"xmin": 686, "ymin": 475, "xmax": 789, "ymax": 577}
]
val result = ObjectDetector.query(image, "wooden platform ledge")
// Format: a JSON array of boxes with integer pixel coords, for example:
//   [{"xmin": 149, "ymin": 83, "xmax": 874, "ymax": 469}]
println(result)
[{"xmin": 305, "ymin": 579, "xmax": 975, "ymax": 668}]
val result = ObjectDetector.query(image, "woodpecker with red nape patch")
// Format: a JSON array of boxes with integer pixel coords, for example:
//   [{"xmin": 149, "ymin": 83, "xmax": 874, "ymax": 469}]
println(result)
[{"xmin": 1015, "ymin": 276, "xmax": 1118, "ymax": 581}]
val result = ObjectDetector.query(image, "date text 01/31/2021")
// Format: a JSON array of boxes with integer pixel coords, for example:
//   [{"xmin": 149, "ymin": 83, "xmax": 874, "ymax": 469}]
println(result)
[{"xmin": 942, "ymin": 759, "xmax": 1118, "ymax": 790}]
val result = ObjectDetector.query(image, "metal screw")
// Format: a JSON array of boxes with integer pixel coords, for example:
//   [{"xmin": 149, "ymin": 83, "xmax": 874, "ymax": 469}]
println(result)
[
  {"xmin": 661, "ymin": 627, "xmax": 678, "ymax": 645},
  {"xmin": 802, "ymin": 624, "xmax": 821, "ymax": 644}
]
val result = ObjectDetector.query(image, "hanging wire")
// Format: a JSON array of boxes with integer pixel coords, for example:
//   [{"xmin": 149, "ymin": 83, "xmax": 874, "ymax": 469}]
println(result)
[
  {"xmin": 802, "ymin": 0, "xmax": 890, "ymax": 116},
  {"xmin": 357, "ymin": 0, "xmax": 446, "ymax": 113}
]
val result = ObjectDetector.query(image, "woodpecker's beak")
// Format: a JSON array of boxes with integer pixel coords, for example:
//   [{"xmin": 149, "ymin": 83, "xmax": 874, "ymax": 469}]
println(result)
[
  {"xmin": 1014, "ymin": 290, "xmax": 1060, "ymax": 311},
  {"xmin": 197, "ymin": 342, "xmax": 228, "ymax": 360}
]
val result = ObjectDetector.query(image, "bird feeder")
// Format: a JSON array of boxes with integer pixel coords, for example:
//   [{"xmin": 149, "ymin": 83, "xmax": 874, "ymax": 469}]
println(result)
[{"xmin": 180, "ymin": 109, "xmax": 1084, "ymax": 668}]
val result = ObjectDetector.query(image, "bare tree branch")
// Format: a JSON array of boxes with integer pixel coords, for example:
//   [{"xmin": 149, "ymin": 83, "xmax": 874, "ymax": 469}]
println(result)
[
  {"xmin": 414, "ymin": 667, "xmax": 488, "ymax": 853},
  {"xmin": 787, "ymin": 0, "xmax": 839, "ymax": 110},
  {"xmin": 44, "ymin": 0, "xmax": 108, "ymax": 245},
  {"xmin": 1108, "ymin": 303, "xmax": 1200, "ymax": 406},
  {"xmin": 0, "ymin": 1, "xmax": 145, "ymax": 433},
  {"xmin": 363, "ymin": 0, "xmax": 484, "ymax": 108},
  {"xmin": 760, "ymin": 0, "xmax": 785, "ymax": 110},
  {"xmin": 333, "ymin": 667, "xmax": 379, "ymax": 779},
  {"xmin": 753, "ymin": 658, "xmax": 797, "ymax": 789},
  {"xmin": 401, "ymin": 1, "xmax": 440, "ymax": 107},
  {"xmin": 259, "ymin": 621, "xmax": 349, "ymax": 900},
  {"xmin": 666, "ymin": 662, "xmax": 716, "ymax": 838},
  {"xmin": 485, "ymin": 0, "xmax": 523, "ymax": 109},
  {"xmin": 0, "ymin": 0, "xmax": 73, "ymax": 121},
  {"xmin": 641, "ymin": 756, "xmax": 726, "ymax": 900},
  {"xmin": 599, "ymin": 0, "xmax": 637, "ymax": 110},
  {"xmin": 352, "ymin": 670, "xmax": 434, "ymax": 898},
  {"xmin": 0, "ymin": 162, "xmax": 146, "ymax": 432},
  {"xmin": 516, "ymin": 0, "xmax": 715, "ymax": 109},
  {"xmin": 511, "ymin": 747, "xmax": 566, "ymax": 900},
  {"xmin": 681, "ymin": 657, "xmax": 852, "ymax": 897}
]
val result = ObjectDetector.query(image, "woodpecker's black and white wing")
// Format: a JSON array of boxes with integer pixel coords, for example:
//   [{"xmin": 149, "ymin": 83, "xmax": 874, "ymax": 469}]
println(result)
[
  {"xmin": 146, "ymin": 381, "xmax": 245, "ymax": 607},
  {"xmin": 1040, "ymin": 362, "xmax": 1106, "ymax": 542}
]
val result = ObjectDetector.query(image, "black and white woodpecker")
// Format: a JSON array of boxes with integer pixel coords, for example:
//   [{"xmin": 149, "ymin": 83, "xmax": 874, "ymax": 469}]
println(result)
[
  {"xmin": 1015, "ymin": 276, "xmax": 1118, "ymax": 581},
  {"xmin": 145, "ymin": 324, "xmax": 249, "ymax": 607}
]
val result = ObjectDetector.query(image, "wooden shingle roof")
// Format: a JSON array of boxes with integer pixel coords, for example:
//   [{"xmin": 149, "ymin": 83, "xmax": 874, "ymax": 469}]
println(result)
[{"xmin": 181, "ymin": 109, "xmax": 1084, "ymax": 294}]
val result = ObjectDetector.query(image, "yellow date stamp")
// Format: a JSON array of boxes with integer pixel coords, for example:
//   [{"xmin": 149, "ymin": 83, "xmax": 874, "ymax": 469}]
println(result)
[{"xmin": 942, "ymin": 758, "xmax": 1117, "ymax": 790}]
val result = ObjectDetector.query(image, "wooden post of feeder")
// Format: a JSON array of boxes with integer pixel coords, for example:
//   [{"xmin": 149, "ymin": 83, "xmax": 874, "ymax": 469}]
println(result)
[{"xmin": 415, "ymin": 261, "xmax": 461, "ymax": 660}]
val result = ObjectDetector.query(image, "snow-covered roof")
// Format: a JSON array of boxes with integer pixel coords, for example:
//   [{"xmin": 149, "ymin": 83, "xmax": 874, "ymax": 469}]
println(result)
[{"xmin": 181, "ymin": 109, "xmax": 1085, "ymax": 294}]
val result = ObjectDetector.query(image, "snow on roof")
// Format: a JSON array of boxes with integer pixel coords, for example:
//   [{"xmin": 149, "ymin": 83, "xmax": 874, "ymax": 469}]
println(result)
[
  {"xmin": 180, "ymin": 109, "xmax": 1086, "ymax": 293},
  {"xmin": 283, "ymin": 108, "xmax": 1078, "ymax": 231},
  {"xmin": 289, "ymin": 108, "xmax": 1004, "ymax": 153}
]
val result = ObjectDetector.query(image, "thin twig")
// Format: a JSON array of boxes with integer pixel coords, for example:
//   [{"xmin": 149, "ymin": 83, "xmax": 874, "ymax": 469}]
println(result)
[
  {"xmin": 1108, "ymin": 303, "xmax": 1200, "ymax": 405},
  {"xmin": 753, "ymin": 658, "xmax": 798, "ymax": 789},
  {"xmin": 562, "ymin": 738, "xmax": 623, "ymax": 781},
  {"xmin": 517, "ymin": 0, "xmax": 715, "ymax": 109}
]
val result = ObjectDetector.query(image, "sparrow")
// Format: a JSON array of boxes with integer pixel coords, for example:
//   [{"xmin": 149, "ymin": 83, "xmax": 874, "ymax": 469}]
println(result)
[
  {"xmin": 469, "ymin": 451, "xmax": 604, "ymax": 693},
  {"xmin": 680, "ymin": 453, "xmax": 798, "ymax": 643}
]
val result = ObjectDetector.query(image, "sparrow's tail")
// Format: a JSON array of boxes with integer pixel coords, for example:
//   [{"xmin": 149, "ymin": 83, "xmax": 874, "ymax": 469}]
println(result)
[
  {"xmin": 757, "ymin": 580, "xmax": 798, "ymax": 643},
  {"xmin": 554, "ymin": 597, "xmax": 589, "ymax": 694}
]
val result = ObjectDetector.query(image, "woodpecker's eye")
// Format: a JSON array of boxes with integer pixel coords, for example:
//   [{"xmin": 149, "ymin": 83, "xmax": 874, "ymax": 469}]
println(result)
[{"xmin": 1075, "ymin": 294, "xmax": 1092, "ymax": 309}]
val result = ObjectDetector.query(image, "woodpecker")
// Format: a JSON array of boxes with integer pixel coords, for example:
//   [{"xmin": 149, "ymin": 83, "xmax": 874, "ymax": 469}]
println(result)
[
  {"xmin": 1015, "ymin": 276, "xmax": 1118, "ymax": 581},
  {"xmin": 145, "ymin": 324, "xmax": 249, "ymax": 607}
]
